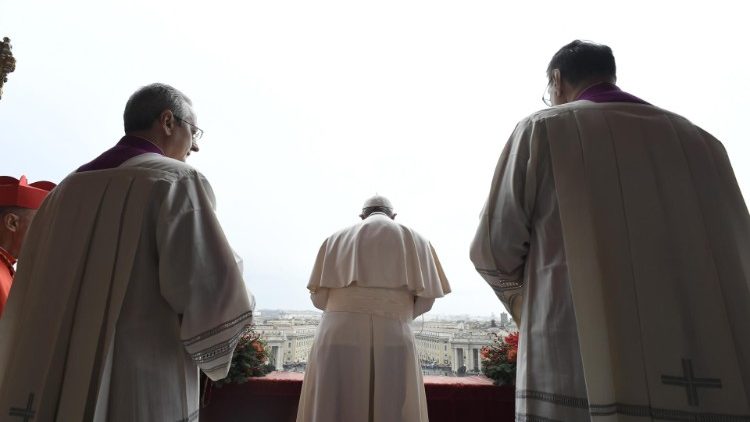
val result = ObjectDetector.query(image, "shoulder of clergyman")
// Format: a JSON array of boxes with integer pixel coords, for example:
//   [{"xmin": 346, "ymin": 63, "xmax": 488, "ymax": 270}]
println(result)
[
  {"xmin": 523, "ymin": 103, "xmax": 726, "ymax": 157},
  {"xmin": 134, "ymin": 156, "xmax": 213, "ymax": 193},
  {"xmin": 129, "ymin": 154, "xmax": 205, "ymax": 182},
  {"xmin": 326, "ymin": 222, "xmax": 360, "ymax": 247},
  {"xmin": 401, "ymin": 224, "xmax": 431, "ymax": 249},
  {"xmin": 126, "ymin": 156, "xmax": 216, "ymax": 215},
  {"xmin": 525, "ymin": 104, "xmax": 576, "ymax": 125}
]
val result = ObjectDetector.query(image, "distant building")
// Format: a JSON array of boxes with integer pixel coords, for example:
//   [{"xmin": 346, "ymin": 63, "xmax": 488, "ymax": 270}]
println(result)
[
  {"xmin": 449, "ymin": 332, "xmax": 493, "ymax": 373},
  {"xmin": 414, "ymin": 331, "xmax": 452, "ymax": 365},
  {"xmin": 412, "ymin": 320, "xmax": 503, "ymax": 374},
  {"xmin": 255, "ymin": 311, "xmax": 507, "ymax": 375},
  {"xmin": 254, "ymin": 311, "xmax": 321, "ymax": 370}
]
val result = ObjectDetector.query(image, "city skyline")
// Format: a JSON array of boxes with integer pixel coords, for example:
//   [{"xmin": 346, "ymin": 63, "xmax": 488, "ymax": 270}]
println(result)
[{"xmin": 253, "ymin": 308, "xmax": 516, "ymax": 375}]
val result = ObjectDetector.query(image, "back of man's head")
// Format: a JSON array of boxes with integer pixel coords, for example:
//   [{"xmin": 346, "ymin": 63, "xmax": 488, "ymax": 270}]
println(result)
[
  {"xmin": 547, "ymin": 40, "xmax": 616, "ymax": 85},
  {"xmin": 359, "ymin": 195, "xmax": 396, "ymax": 220},
  {"xmin": 123, "ymin": 83, "xmax": 193, "ymax": 133}
]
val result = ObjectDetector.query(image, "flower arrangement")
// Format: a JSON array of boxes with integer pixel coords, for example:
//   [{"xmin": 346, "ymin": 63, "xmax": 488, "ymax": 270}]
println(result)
[
  {"xmin": 480, "ymin": 331, "xmax": 519, "ymax": 386},
  {"xmin": 211, "ymin": 329, "xmax": 276, "ymax": 387}
]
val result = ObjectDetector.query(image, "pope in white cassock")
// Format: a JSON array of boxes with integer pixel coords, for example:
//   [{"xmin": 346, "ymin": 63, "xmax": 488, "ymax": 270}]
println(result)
[
  {"xmin": 296, "ymin": 196, "xmax": 451, "ymax": 422},
  {"xmin": 0, "ymin": 83, "xmax": 255, "ymax": 421},
  {"xmin": 471, "ymin": 40, "xmax": 750, "ymax": 421}
]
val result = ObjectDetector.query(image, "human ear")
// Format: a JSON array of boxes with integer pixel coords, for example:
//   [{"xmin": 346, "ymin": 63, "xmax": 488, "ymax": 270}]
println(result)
[
  {"xmin": 3, "ymin": 213, "xmax": 19, "ymax": 232},
  {"xmin": 160, "ymin": 110, "xmax": 176, "ymax": 136},
  {"xmin": 552, "ymin": 69, "xmax": 562, "ymax": 96}
]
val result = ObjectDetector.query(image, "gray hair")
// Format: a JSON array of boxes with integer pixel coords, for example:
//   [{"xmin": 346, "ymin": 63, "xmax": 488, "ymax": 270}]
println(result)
[
  {"xmin": 123, "ymin": 83, "xmax": 193, "ymax": 133},
  {"xmin": 361, "ymin": 206, "xmax": 395, "ymax": 219}
]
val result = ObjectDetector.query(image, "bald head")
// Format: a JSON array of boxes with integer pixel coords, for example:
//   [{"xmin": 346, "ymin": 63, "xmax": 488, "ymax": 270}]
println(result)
[{"xmin": 359, "ymin": 195, "xmax": 396, "ymax": 220}]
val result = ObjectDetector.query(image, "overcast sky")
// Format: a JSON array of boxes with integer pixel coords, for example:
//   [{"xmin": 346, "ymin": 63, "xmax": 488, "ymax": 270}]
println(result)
[{"xmin": 1, "ymin": 0, "xmax": 747, "ymax": 317}]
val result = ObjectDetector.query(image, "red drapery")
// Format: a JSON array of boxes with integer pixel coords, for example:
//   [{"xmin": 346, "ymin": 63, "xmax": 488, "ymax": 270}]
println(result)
[{"xmin": 200, "ymin": 372, "xmax": 515, "ymax": 421}]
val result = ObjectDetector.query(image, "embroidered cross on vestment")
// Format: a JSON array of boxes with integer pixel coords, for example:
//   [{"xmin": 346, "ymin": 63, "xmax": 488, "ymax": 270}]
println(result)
[{"xmin": 661, "ymin": 358, "xmax": 722, "ymax": 406}]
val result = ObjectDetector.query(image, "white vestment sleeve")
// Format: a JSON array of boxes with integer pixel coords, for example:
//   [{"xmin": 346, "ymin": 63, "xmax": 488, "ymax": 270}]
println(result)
[
  {"xmin": 307, "ymin": 239, "xmax": 330, "ymax": 310},
  {"xmin": 470, "ymin": 120, "xmax": 540, "ymax": 322},
  {"xmin": 157, "ymin": 175, "xmax": 254, "ymax": 381},
  {"xmin": 310, "ymin": 288, "xmax": 329, "ymax": 311}
]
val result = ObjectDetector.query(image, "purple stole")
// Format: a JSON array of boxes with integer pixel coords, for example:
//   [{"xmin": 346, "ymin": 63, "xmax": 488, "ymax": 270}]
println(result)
[
  {"xmin": 77, "ymin": 136, "xmax": 164, "ymax": 172},
  {"xmin": 575, "ymin": 82, "xmax": 650, "ymax": 105}
]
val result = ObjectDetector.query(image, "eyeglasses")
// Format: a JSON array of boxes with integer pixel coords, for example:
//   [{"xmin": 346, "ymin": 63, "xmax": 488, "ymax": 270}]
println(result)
[
  {"xmin": 174, "ymin": 116, "xmax": 204, "ymax": 141},
  {"xmin": 542, "ymin": 81, "xmax": 552, "ymax": 107}
]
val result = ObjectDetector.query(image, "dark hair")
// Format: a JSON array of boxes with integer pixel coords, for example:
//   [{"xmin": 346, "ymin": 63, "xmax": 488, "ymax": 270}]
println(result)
[
  {"xmin": 546, "ymin": 40, "xmax": 616, "ymax": 85},
  {"xmin": 0, "ymin": 206, "xmax": 32, "ymax": 219},
  {"xmin": 123, "ymin": 83, "xmax": 193, "ymax": 133},
  {"xmin": 362, "ymin": 206, "xmax": 393, "ymax": 218}
]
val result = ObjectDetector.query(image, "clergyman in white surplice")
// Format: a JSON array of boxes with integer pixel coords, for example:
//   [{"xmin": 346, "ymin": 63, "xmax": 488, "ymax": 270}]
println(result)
[
  {"xmin": 472, "ymin": 40, "xmax": 750, "ymax": 421},
  {"xmin": 0, "ymin": 83, "xmax": 254, "ymax": 422}
]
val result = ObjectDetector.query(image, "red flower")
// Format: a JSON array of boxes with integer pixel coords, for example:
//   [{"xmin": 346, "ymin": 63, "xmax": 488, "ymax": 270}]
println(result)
[
  {"xmin": 480, "ymin": 331, "xmax": 519, "ymax": 385},
  {"xmin": 504, "ymin": 332, "xmax": 519, "ymax": 348}
]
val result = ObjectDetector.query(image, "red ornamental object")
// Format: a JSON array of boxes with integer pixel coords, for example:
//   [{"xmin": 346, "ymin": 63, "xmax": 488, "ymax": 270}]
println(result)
[
  {"xmin": 480, "ymin": 331, "xmax": 519, "ymax": 386},
  {"xmin": 0, "ymin": 175, "xmax": 56, "ymax": 209}
]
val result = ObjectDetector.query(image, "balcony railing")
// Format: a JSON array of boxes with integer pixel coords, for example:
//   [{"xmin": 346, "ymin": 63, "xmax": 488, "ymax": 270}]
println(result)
[{"xmin": 200, "ymin": 371, "xmax": 515, "ymax": 422}]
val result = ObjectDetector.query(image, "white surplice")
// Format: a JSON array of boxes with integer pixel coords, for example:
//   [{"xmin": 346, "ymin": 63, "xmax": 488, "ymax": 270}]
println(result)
[
  {"xmin": 0, "ymin": 153, "xmax": 254, "ymax": 422},
  {"xmin": 297, "ymin": 213, "xmax": 451, "ymax": 422},
  {"xmin": 471, "ymin": 101, "xmax": 750, "ymax": 421}
]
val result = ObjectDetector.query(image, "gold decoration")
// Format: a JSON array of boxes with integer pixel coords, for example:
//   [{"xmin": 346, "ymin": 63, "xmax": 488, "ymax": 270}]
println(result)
[{"xmin": 1, "ymin": 37, "xmax": 17, "ymax": 100}]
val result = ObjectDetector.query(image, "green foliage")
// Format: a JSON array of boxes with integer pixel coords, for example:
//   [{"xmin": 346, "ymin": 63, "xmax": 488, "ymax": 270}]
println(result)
[{"xmin": 480, "ymin": 331, "xmax": 518, "ymax": 386}]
